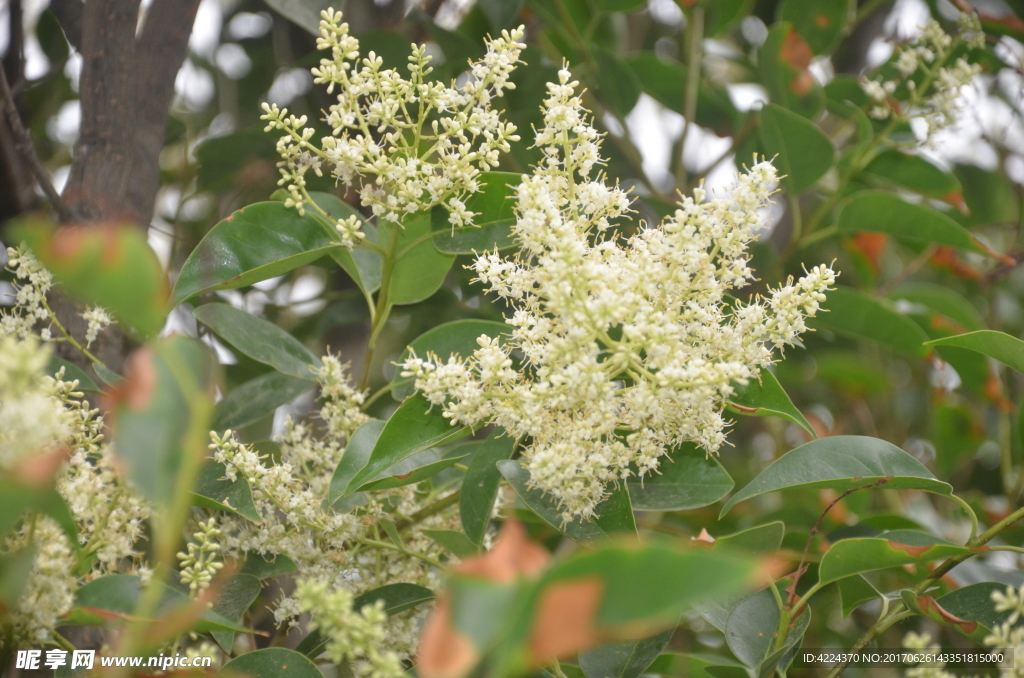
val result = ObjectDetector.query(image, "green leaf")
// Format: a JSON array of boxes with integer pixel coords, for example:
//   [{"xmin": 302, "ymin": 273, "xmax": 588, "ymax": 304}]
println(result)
[
  {"xmin": 392, "ymin": 319, "xmax": 510, "ymax": 401},
  {"xmin": 423, "ymin": 529, "xmax": 481, "ymax": 557},
  {"xmin": 383, "ymin": 211, "xmax": 456, "ymax": 306},
  {"xmin": 758, "ymin": 103, "xmax": 833, "ymax": 194},
  {"xmin": 595, "ymin": 48, "xmax": 641, "ymax": 115},
  {"xmin": 68, "ymin": 574, "xmax": 253, "ymax": 634},
  {"xmin": 836, "ymin": 574, "xmax": 882, "ymax": 617},
  {"xmin": 926, "ymin": 330, "xmax": 1024, "ymax": 375},
  {"xmin": 461, "ymin": 434, "xmax": 516, "ymax": 546},
  {"xmin": 194, "ymin": 303, "xmax": 320, "ymax": 380},
  {"xmin": 191, "ymin": 460, "xmax": 262, "ymax": 522},
  {"xmin": 627, "ymin": 444, "xmax": 734, "ymax": 511},
  {"xmin": 937, "ymin": 582, "xmax": 1023, "ymax": 636},
  {"xmin": 0, "ymin": 481, "xmax": 80, "ymax": 550},
  {"xmin": 776, "ymin": 0, "xmax": 852, "ymax": 54},
  {"xmin": 431, "ymin": 172, "xmax": 521, "ymax": 255},
  {"xmin": 725, "ymin": 587, "xmax": 810, "ymax": 673},
  {"xmin": 307, "ymin": 191, "xmax": 382, "ymax": 295},
  {"xmin": 329, "ymin": 419, "xmax": 384, "ymax": 507},
  {"xmin": 355, "ymin": 582, "xmax": 436, "ymax": 614},
  {"xmin": 579, "ymin": 630, "xmax": 673, "ymax": 678},
  {"xmin": 478, "ymin": 0, "xmax": 525, "ymax": 30},
  {"xmin": 728, "ymin": 368, "xmax": 814, "ymax": 436},
  {"xmin": 704, "ymin": 0, "xmax": 751, "ymax": 37},
  {"xmin": 890, "ymin": 283, "xmax": 985, "ymax": 333},
  {"xmin": 714, "ymin": 522, "xmax": 786, "ymax": 555},
  {"xmin": 862, "ymin": 150, "xmax": 963, "ymax": 204},
  {"xmin": 241, "ymin": 553, "xmax": 298, "ymax": 580},
  {"xmin": 900, "ymin": 590, "xmax": 985, "ymax": 638},
  {"xmin": 720, "ymin": 435, "xmax": 952, "ymax": 517},
  {"xmin": 47, "ymin": 356, "xmax": 100, "ymax": 393},
  {"xmin": 212, "ymin": 371, "xmax": 314, "ymax": 431},
  {"xmin": 812, "ymin": 286, "xmax": 930, "ymax": 357},
  {"xmin": 93, "ymin": 363, "xmax": 122, "ymax": 386},
  {"xmin": 836, "ymin": 191, "xmax": 1003, "ymax": 258},
  {"xmin": 818, "ymin": 531, "xmax": 975, "ymax": 584},
  {"xmin": 18, "ymin": 219, "xmax": 168, "ymax": 338},
  {"xmin": 211, "ymin": 574, "xmax": 262, "ymax": 651},
  {"xmin": 221, "ymin": 648, "xmax": 321, "ymax": 678},
  {"xmin": 757, "ymin": 23, "xmax": 825, "ymax": 119},
  {"xmin": 625, "ymin": 54, "xmax": 738, "ymax": 135},
  {"xmin": 171, "ymin": 202, "xmax": 342, "ymax": 307},
  {"xmin": 647, "ymin": 654, "xmax": 748, "ymax": 678},
  {"xmin": 0, "ymin": 548, "xmax": 36, "ymax": 610},
  {"xmin": 540, "ymin": 544, "xmax": 753, "ymax": 630},
  {"xmin": 110, "ymin": 337, "xmax": 215, "ymax": 509},
  {"xmin": 353, "ymin": 449, "xmax": 469, "ymax": 492},
  {"xmin": 344, "ymin": 395, "xmax": 469, "ymax": 494},
  {"xmin": 497, "ymin": 459, "xmax": 637, "ymax": 544}
]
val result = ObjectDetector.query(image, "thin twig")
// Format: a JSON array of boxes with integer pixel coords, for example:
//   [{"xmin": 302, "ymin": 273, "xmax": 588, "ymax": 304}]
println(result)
[
  {"xmin": 786, "ymin": 478, "xmax": 890, "ymax": 606},
  {"xmin": 0, "ymin": 62, "xmax": 73, "ymax": 222}
]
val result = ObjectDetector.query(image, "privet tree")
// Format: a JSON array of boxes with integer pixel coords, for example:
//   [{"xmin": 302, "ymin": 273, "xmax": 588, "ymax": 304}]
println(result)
[{"xmin": 2, "ymin": 1, "xmax": 1024, "ymax": 677}]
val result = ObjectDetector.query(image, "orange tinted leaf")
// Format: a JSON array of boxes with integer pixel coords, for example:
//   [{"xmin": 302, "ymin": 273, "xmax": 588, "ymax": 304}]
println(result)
[
  {"xmin": 456, "ymin": 521, "xmax": 550, "ymax": 584},
  {"xmin": 528, "ymin": 578, "xmax": 605, "ymax": 662}
]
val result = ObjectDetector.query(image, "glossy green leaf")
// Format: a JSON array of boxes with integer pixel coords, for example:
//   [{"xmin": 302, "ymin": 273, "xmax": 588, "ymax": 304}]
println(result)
[
  {"xmin": 497, "ymin": 459, "xmax": 637, "ymax": 544},
  {"xmin": 354, "ymin": 449, "xmax": 469, "ymax": 492},
  {"xmin": 329, "ymin": 419, "xmax": 384, "ymax": 507},
  {"xmin": 212, "ymin": 371, "xmax": 313, "ymax": 432},
  {"xmin": 647, "ymin": 653, "xmax": 748, "ymax": 678},
  {"xmin": 758, "ymin": 103, "xmax": 833, "ymax": 194},
  {"xmin": 728, "ymin": 367, "xmax": 814, "ymax": 436},
  {"xmin": 900, "ymin": 590, "xmax": 986, "ymax": 639},
  {"xmin": 593, "ymin": 0, "xmax": 645, "ymax": 10},
  {"xmin": 0, "ymin": 481, "xmax": 80, "ymax": 550},
  {"xmin": 93, "ymin": 363, "xmax": 122, "ymax": 386},
  {"xmin": 423, "ymin": 529, "xmax": 480, "ymax": 557},
  {"xmin": 818, "ymin": 531, "xmax": 975, "ymax": 584},
  {"xmin": 356, "ymin": 582, "xmax": 435, "ymax": 615},
  {"xmin": 344, "ymin": 395, "xmax": 469, "ymax": 494},
  {"xmin": 836, "ymin": 191, "xmax": 1000, "ymax": 257},
  {"xmin": 863, "ymin": 150, "xmax": 963, "ymax": 204},
  {"xmin": 777, "ymin": 0, "xmax": 852, "ymax": 54},
  {"xmin": 18, "ymin": 219, "xmax": 168, "ymax": 338},
  {"xmin": 171, "ymin": 202, "xmax": 342, "ymax": 307},
  {"xmin": 392, "ymin": 319, "xmax": 510, "ymax": 401},
  {"xmin": 461, "ymin": 433, "xmax": 516, "ymax": 546},
  {"xmin": 194, "ymin": 303, "xmax": 320, "ymax": 380},
  {"xmin": 579, "ymin": 630, "xmax": 673, "ymax": 678},
  {"xmin": 47, "ymin": 356, "xmax": 100, "ymax": 393},
  {"xmin": 307, "ymin": 191, "xmax": 382, "ymax": 295},
  {"xmin": 431, "ymin": 172, "xmax": 521, "ymax": 255},
  {"xmin": 714, "ymin": 522, "xmax": 785, "ymax": 555},
  {"xmin": 725, "ymin": 587, "xmax": 810, "ymax": 672},
  {"xmin": 222, "ymin": 648, "xmax": 321, "ymax": 678},
  {"xmin": 383, "ymin": 211, "xmax": 456, "ymax": 306},
  {"xmin": 191, "ymin": 460, "xmax": 262, "ymax": 522},
  {"xmin": 721, "ymin": 435, "xmax": 952, "ymax": 517},
  {"xmin": 926, "ymin": 330, "xmax": 1024, "ymax": 375},
  {"xmin": 110, "ymin": 337, "xmax": 215, "ymax": 509},
  {"xmin": 836, "ymin": 575, "xmax": 882, "ymax": 617},
  {"xmin": 67, "ymin": 574, "xmax": 253, "ymax": 634},
  {"xmin": 627, "ymin": 444, "xmax": 734, "ymax": 511},
  {"xmin": 812, "ymin": 286, "xmax": 930, "ymax": 357},
  {"xmin": 211, "ymin": 574, "xmax": 262, "ymax": 651},
  {"xmin": 704, "ymin": 0, "xmax": 751, "ymax": 36},
  {"xmin": 937, "ymin": 582, "xmax": 1023, "ymax": 636}
]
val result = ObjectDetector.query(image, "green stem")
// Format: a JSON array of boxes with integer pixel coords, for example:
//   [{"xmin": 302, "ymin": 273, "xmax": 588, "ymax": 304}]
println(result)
[
  {"xmin": 360, "ymin": 223, "xmax": 401, "ymax": 391},
  {"xmin": 675, "ymin": 5, "xmax": 704, "ymax": 191},
  {"xmin": 950, "ymin": 493, "xmax": 979, "ymax": 544},
  {"xmin": 357, "ymin": 538, "xmax": 446, "ymax": 570}
]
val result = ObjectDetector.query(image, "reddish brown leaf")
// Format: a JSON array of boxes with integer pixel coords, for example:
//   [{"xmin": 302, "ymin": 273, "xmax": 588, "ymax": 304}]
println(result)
[
  {"xmin": 12, "ymin": 447, "xmax": 71, "ymax": 487},
  {"xmin": 917, "ymin": 596, "xmax": 978, "ymax": 634},
  {"xmin": 848, "ymin": 232, "xmax": 888, "ymax": 272},
  {"xmin": 417, "ymin": 596, "xmax": 479, "ymax": 678},
  {"xmin": 528, "ymin": 577, "xmax": 605, "ymax": 662},
  {"xmin": 105, "ymin": 347, "xmax": 157, "ymax": 413},
  {"xmin": 887, "ymin": 541, "xmax": 934, "ymax": 558},
  {"xmin": 456, "ymin": 520, "xmax": 550, "ymax": 583},
  {"xmin": 930, "ymin": 246, "xmax": 982, "ymax": 280}
]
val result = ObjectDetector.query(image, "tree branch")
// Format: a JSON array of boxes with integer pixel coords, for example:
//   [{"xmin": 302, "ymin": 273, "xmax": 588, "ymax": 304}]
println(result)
[{"xmin": 0, "ymin": 60, "xmax": 73, "ymax": 222}]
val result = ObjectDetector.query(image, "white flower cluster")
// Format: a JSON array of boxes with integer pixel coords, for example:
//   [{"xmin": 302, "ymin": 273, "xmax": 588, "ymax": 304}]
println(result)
[
  {"xmin": 177, "ymin": 517, "xmax": 224, "ymax": 594},
  {"xmin": 295, "ymin": 579, "xmax": 404, "ymax": 678},
  {"xmin": 1, "ymin": 246, "xmax": 53, "ymax": 339},
  {"xmin": 2, "ymin": 336, "xmax": 150, "ymax": 643},
  {"xmin": 861, "ymin": 12, "xmax": 984, "ymax": 136},
  {"xmin": 902, "ymin": 631, "xmax": 957, "ymax": 678},
  {"xmin": 402, "ymin": 68, "xmax": 836, "ymax": 520},
  {"xmin": 210, "ymin": 356, "xmax": 457, "ymax": 661},
  {"xmin": 82, "ymin": 306, "xmax": 113, "ymax": 347},
  {"xmin": 262, "ymin": 9, "xmax": 525, "ymax": 240}
]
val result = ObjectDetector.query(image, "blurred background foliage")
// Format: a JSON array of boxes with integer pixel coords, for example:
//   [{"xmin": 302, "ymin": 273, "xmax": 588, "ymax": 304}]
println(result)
[{"xmin": 5, "ymin": 0, "xmax": 1024, "ymax": 672}]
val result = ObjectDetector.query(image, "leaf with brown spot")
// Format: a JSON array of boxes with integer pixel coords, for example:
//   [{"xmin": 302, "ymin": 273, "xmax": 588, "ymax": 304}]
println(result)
[
  {"xmin": 456, "ymin": 520, "xmax": 550, "ymax": 583},
  {"xmin": 15, "ymin": 216, "xmax": 169, "ymax": 338},
  {"xmin": 529, "ymin": 577, "xmax": 605, "ymax": 662},
  {"xmin": 902, "ymin": 592, "xmax": 979, "ymax": 635},
  {"xmin": 418, "ymin": 596, "xmax": 483, "ymax": 678},
  {"xmin": 818, "ymin": 531, "xmax": 976, "ymax": 584}
]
